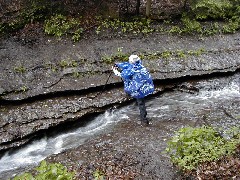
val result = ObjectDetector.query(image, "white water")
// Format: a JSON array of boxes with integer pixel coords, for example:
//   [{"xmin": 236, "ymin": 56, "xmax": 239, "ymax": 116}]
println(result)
[
  {"xmin": 197, "ymin": 81, "xmax": 240, "ymax": 100},
  {"xmin": 0, "ymin": 76, "xmax": 239, "ymax": 179},
  {"xmin": 0, "ymin": 109, "xmax": 128, "ymax": 178}
]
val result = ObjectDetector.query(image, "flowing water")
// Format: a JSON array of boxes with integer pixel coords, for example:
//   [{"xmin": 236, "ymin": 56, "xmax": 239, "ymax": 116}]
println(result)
[{"xmin": 0, "ymin": 73, "xmax": 239, "ymax": 179}]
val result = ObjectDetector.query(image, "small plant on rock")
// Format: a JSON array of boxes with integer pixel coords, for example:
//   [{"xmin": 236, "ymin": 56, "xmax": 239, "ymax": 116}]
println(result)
[
  {"xmin": 59, "ymin": 59, "xmax": 69, "ymax": 68},
  {"xmin": 14, "ymin": 66, "xmax": 26, "ymax": 73},
  {"xmin": 20, "ymin": 86, "xmax": 28, "ymax": 92},
  {"xmin": 101, "ymin": 54, "xmax": 113, "ymax": 64},
  {"xmin": 93, "ymin": 169, "xmax": 105, "ymax": 180},
  {"xmin": 169, "ymin": 26, "xmax": 182, "ymax": 34},
  {"xmin": 160, "ymin": 51, "xmax": 172, "ymax": 59},
  {"xmin": 96, "ymin": 17, "xmax": 154, "ymax": 36},
  {"xmin": 46, "ymin": 63, "xmax": 58, "ymax": 72},
  {"xmin": 101, "ymin": 48, "xmax": 129, "ymax": 64},
  {"xmin": 70, "ymin": 60, "xmax": 78, "ymax": 67},
  {"xmin": 176, "ymin": 50, "xmax": 186, "ymax": 58},
  {"xmin": 72, "ymin": 28, "xmax": 83, "ymax": 42},
  {"xmin": 72, "ymin": 71, "xmax": 81, "ymax": 78}
]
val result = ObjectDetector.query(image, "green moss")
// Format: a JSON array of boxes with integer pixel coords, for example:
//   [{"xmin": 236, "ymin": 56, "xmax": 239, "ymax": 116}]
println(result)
[
  {"xmin": 20, "ymin": 86, "xmax": 29, "ymax": 92},
  {"xmin": 101, "ymin": 48, "xmax": 206, "ymax": 64},
  {"xmin": 59, "ymin": 59, "xmax": 69, "ymax": 68},
  {"xmin": 101, "ymin": 48, "xmax": 130, "ymax": 64},
  {"xmin": 96, "ymin": 17, "xmax": 154, "ymax": 36},
  {"xmin": 45, "ymin": 63, "xmax": 58, "ymax": 72},
  {"xmin": 14, "ymin": 66, "xmax": 26, "ymax": 73},
  {"xmin": 161, "ymin": 51, "xmax": 172, "ymax": 59},
  {"xmin": 93, "ymin": 169, "xmax": 105, "ymax": 180}
]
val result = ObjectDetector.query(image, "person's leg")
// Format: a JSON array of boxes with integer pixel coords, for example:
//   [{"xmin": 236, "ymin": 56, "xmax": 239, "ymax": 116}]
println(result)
[{"xmin": 136, "ymin": 98, "xmax": 149, "ymax": 124}]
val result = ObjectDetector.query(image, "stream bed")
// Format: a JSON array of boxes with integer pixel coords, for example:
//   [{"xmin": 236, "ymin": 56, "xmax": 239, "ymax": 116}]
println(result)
[{"xmin": 0, "ymin": 73, "xmax": 239, "ymax": 179}]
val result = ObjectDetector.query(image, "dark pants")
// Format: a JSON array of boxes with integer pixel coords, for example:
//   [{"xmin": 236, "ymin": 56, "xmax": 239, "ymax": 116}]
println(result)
[{"xmin": 136, "ymin": 98, "xmax": 147, "ymax": 122}]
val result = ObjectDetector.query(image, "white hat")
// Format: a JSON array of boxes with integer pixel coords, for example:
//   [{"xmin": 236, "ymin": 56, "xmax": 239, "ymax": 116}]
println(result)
[{"xmin": 129, "ymin": 55, "xmax": 140, "ymax": 64}]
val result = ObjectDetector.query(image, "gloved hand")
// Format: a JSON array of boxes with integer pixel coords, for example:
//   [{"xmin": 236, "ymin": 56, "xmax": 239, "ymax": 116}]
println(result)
[{"xmin": 112, "ymin": 66, "xmax": 121, "ymax": 76}]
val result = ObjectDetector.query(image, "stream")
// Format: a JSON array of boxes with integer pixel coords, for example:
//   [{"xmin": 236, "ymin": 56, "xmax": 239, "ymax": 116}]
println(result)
[{"xmin": 0, "ymin": 73, "xmax": 239, "ymax": 179}]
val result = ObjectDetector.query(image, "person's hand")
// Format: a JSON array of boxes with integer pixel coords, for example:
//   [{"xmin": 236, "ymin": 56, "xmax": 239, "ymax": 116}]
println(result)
[{"xmin": 112, "ymin": 66, "xmax": 121, "ymax": 76}]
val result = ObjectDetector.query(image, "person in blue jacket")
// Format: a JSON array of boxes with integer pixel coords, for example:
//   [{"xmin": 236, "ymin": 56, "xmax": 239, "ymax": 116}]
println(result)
[{"xmin": 112, "ymin": 54, "xmax": 154, "ymax": 125}]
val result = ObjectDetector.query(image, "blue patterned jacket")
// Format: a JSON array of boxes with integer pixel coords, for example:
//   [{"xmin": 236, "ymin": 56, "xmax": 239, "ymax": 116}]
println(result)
[{"xmin": 116, "ymin": 60, "xmax": 154, "ymax": 98}]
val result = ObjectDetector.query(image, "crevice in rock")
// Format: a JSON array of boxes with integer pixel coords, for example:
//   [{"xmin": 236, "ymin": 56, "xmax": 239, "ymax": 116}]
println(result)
[{"xmin": 1, "ymin": 68, "xmax": 239, "ymax": 106}]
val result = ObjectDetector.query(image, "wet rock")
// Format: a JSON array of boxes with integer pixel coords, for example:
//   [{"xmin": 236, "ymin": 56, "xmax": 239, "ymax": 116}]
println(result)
[
  {"xmin": 0, "ymin": 87, "xmax": 131, "ymax": 151},
  {"xmin": 0, "ymin": 87, "xmax": 5, "ymax": 95},
  {"xmin": 176, "ymin": 82, "xmax": 199, "ymax": 94}
]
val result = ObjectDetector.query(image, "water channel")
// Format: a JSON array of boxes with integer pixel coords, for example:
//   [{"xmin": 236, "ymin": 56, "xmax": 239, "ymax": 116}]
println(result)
[{"xmin": 0, "ymin": 73, "xmax": 239, "ymax": 179}]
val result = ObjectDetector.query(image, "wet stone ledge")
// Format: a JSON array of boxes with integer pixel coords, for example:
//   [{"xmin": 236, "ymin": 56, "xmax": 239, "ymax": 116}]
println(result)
[
  {"xmin": 0, "ymin": 32, "xmax": 239, "ymax": 101},
  {"xmin": 0, "ymin": 32, "xmax": 240, "ymax": 151},
  {"xmin": 0, "ymin": 46, "xmax": 239, "ymax": 101},
  {"xmin": 0, "ymin": 87, "xmax": 130, "ymax": 151}
]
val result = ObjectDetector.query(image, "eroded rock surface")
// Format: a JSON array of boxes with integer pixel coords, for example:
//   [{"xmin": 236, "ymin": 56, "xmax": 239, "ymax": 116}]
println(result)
[{"xmin": 0, "ymin": 31, "xmax": 240, "ymax": 152}]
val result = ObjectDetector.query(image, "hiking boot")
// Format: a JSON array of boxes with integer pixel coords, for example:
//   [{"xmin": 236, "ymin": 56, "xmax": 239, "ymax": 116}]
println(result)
[{"xmin": 141, "ymin": 119, "xmax": 149, "ymax": 126}]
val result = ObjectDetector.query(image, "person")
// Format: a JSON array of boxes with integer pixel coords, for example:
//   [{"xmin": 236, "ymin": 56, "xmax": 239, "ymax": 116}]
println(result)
[{"xmin": 112, "ymin": 54, "xmax": 154, "ymax": 125}]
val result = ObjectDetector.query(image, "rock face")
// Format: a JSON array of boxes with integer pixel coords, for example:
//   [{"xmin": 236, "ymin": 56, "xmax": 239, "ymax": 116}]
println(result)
[
  {"xmin": 0, "ymin": 0, "xmax": 185, "ymax": 23},
  {"xmin": 0, "ymin": 30, "xmax": 240, "ymax": 152},
  {"xmin": 1, "ymin": 32, "xmax": 240, "ymax": 101}
]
